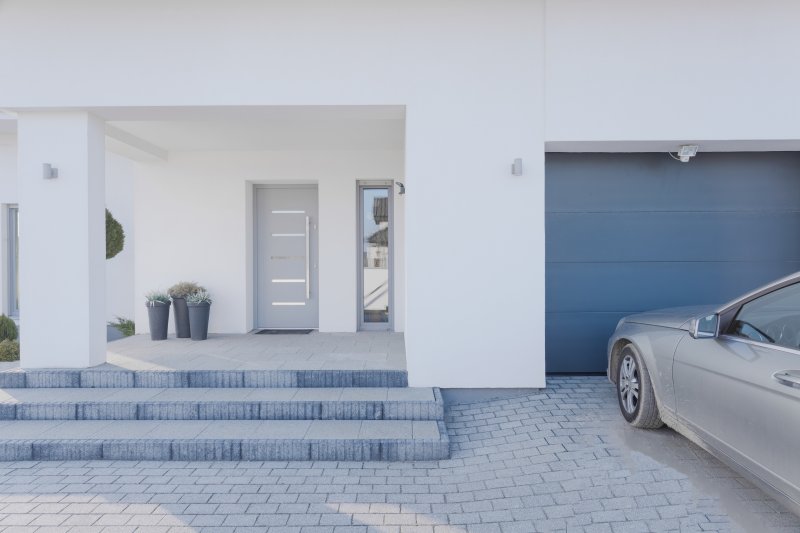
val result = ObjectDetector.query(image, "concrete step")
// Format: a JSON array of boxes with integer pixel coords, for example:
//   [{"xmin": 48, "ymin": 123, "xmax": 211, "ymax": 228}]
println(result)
[
  {"xmin": 0, "ymin": 387, "xmax": 444, "ymax": 421},
  {"xmin": 0, "ymin": 368, "xmax": 408, "ymax": 389},
  {"xmin": 0, "ymin": 420, "xmax": 450, "ymax": 461}
]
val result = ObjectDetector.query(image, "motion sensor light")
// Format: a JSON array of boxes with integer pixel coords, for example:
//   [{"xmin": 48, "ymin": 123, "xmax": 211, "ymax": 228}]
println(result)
[{"xmin": 677, "ymin": 145, "xmax": 699, "ymax": 163}]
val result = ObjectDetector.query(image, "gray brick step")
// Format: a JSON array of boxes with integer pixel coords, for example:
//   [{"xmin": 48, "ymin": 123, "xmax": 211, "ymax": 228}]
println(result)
[
  {"xmin": 0, "ymin": 387, "xmax": 444, "ymax": 421},
  {"xmin": 0, "ymin": 420, "xmax": 450, "ymax": 461},
  {"xmin": 0, "ymin": 368, "xmax": 408, "ymax": 389}
]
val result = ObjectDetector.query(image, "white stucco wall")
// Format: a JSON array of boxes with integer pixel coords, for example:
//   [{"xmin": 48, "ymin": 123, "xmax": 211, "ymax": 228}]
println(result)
[
  {"xmin": 2, "ymin": 0, "xmax": 796, "ymax": 384},
  {"xmin": 0, "ymin": 0, "xmax": 548, "ymax": 387},
  {"xmin": 105, "ymin": 152, "xmax": 135, "ymax": 323},
  {"xmin": 0, "ymin": 140, "xmax": 135, "ymax": 324},
  {"xmin": 0, "ymin": 140, "xmax": 18, "ymax": 205},
  {"xmin": 0, "ymin": 140, "xmax": 18, "ymax": 318},
  {"xmin": 544, "ymin": 0, "xmax": 800, "ymax": 143},
  {"xmin": 17, "ymin": 112, "xmax": 107, "ymax": 367},
  {"xmin": 133, "ymin": 150, "xmax": 404, "ymax": 336}
]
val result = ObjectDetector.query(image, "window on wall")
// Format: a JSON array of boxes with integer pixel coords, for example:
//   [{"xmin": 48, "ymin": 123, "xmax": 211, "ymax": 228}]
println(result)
[{"xmin": 8, "ymin": 206, "xmax": 18, "ymax": 317}]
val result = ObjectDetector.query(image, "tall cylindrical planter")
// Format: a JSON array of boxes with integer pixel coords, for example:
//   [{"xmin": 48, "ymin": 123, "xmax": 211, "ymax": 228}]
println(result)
[
  {"xmin": 172, "ymin": 297, "xmax": 191, "ymax": 338},
  {"xmin": 146, "ymin": 301, "xmax": 171, "ymax": 341},
  {"xmin": 188, "ymin": 302, "xmax": 210, "ymax": 341}
]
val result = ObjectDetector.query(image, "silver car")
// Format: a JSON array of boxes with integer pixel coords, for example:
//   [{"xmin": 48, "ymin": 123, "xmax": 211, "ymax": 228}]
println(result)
[{"xmin": 608, "ymin": 272, "xmax": 800, "ymax": 515}]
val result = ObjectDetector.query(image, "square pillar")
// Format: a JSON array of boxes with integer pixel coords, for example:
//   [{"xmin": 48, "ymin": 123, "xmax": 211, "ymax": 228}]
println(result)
[{"xmin": 17, "ymin": 111, "xmax": 106, "ymax": 368}]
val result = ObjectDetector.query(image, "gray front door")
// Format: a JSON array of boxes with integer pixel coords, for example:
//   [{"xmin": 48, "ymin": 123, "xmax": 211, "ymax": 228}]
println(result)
[{"xmin": 256, "ymin": 186, "xmax": 319, "ymax": 329}]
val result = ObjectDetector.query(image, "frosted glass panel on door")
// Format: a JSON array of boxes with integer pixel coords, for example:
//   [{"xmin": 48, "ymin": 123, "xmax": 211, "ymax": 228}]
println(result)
[{"xmin": 362, "ymin": 188, "xmax": 389, "ymax": 324}]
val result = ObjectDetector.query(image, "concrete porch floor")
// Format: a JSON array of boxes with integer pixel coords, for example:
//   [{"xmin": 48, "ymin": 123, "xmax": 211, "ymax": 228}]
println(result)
[
  {"xmin": 101, "ymin": 331, "xmax": 407, "ymax": 372},
  {"xmin": 0, "ymin": 332, "xmax": 406, "ymax": 372}
]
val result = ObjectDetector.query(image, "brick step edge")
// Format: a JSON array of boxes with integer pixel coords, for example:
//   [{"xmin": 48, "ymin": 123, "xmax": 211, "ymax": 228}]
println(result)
[
  {"xmin": 0, "ymin": 394, "xmax": 445, "ymax": 422},
  {"xmin": 0, "ymin": 369, "xmax": 408, "ymax": 389},
  {"xmin": 0, "ymin": 423, "xmax": 450, "ymax": 462}
]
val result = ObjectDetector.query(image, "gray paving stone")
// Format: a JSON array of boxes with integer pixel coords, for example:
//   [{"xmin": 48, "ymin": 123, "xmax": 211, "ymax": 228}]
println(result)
[
  {"xmin": 16, "ymin": 404, "xmax": 76, "ymax": 421},
  {"xmin": 78, "ymin": 402, "xmax": 138, "ymax": 420},
  {"xmin": 0, "ymin": 403, "xmax": 17, "ymax": 420},
  {"xmin": 80, "ymin": 371, "xmax": 135, "ymax": 388},
  {"xmin": 134, "ymin": 371, "xmax": 191, "ymax": 388},
  {"xmin": 25, "ymin": 371, "xmax": 81, "ymax": 388},
  {"xmin": 0, "ymin": 370, "xmax": 26, "ymax": 388},
  {"xmin": 1, "ymin": 369, "xmax": 411, "ymax": 390},
  {"xmin": 32, "ymin": 441, "xmax": 103, "ymax": 460},
  {"xmin": 0, "ymin": 377, "xmax": 796, "ymax": 532}
]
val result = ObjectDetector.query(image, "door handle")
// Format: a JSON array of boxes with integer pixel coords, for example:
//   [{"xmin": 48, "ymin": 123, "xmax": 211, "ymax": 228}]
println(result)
[
  {"xmin": 305, "ymin": 216, "xmax": 310, "ymax": 300},
  {"xmin": 773, "ymin": 370, "xmax": 800, "ymax": 389}
]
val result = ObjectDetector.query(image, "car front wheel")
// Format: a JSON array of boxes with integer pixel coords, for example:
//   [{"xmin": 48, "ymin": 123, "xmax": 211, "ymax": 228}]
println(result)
[{"xmin": 616, "ymin": 344, "xmax": 663, "ymax": 429}]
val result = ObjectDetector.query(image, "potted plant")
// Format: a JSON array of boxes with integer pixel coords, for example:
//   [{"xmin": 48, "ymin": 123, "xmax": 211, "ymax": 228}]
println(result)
[
  {"xmin": 168, "ymin": 282, "xmax": 202, "ymax": 338},
  {"xmin": 145, "ymin": 291, "xmax": 171, "ymax": 341},
  {"xmin": 186, "ymin": 290, "xmax": 212, "ymax": 341}
]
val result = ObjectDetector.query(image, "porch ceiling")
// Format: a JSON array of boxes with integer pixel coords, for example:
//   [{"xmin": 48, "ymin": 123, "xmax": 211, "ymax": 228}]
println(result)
[{"xmin": 2, "ymin": 105, "xmax": 406, "ymax": 153}]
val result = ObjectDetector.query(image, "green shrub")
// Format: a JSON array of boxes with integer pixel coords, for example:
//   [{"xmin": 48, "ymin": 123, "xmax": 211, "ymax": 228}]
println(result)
[
  {"xmin": 0, "ymin": 314, "xmax": 18, "ymax": 341},
  {"xmin": 168, "ymin": 281, "xmax": 203, "ymax": 299},
  {"xmin": 106, "ymin": 209, "xmax": 125, "ymax": 259},
  {"xmin": 108, "ymin": 316, "xmax": 135, "ymax": 337},
  {"xmin": 0, "ymin": 339, "xmax": 19, "ymax": 362}
]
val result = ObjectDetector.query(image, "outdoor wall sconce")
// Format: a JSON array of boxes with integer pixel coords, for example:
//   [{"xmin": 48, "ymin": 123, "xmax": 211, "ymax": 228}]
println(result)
[
  {"xmin": 43, "ymin": 163, "xmax": 58, "ymax": 179},
  {"xmin": 511, "ymin": 158, "xmax": 523, "ymax": 176},
  {"xmin": 396, "ymin": 182, "xmax": 406, "ymax": 195}
]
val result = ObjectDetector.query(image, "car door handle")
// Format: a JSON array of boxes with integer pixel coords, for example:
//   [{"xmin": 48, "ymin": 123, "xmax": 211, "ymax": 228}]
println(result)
[{"xmin": 773, "ymin": 370, "xmax": 800, "ymax": 389}]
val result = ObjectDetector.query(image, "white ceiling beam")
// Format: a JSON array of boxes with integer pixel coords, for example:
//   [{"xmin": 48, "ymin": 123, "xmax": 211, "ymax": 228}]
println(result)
[{"xmin": 105, "ymin": 123, "xmax": 168, "ymax": 162}]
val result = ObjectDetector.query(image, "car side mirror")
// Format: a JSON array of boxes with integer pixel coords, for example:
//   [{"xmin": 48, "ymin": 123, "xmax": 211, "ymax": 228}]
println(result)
[{"xmin": 691, "ymin": 314, "xmax": 719, "ymax": 339}]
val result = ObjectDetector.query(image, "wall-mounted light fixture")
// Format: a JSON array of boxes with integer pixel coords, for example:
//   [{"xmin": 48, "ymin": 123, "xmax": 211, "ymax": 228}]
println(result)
[
  {"xmin": 43, "ymin": 163, "xmax": 58, "ymax": 179},
  {"xmin": 511, "ymin": 158, "xmax": 523, "ymax": 176},
  {"xmin": 396, "ymin": 182, "xmax": 406, "ymax": 195},
  {"xmin": 670, "ymin": 145, "xmax": 699, "ymax": 163}
]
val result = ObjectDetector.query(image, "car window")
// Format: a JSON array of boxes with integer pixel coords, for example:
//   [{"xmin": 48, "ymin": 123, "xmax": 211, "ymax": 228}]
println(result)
[{"xmin": 730, "ymin": 282, "xmax": 800, "ymax": 349}]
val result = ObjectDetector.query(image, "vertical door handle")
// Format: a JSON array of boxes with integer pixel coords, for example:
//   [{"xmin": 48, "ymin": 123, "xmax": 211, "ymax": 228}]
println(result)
[{"xmin": 305, "ymin": 216, "xmax": 311, "ymax": 300}]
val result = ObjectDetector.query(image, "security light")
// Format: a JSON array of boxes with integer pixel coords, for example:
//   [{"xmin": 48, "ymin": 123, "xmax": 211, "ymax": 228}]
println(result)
[{"xmin": 677, "ymin": 145, "xmax": 699, "ymax": 163}]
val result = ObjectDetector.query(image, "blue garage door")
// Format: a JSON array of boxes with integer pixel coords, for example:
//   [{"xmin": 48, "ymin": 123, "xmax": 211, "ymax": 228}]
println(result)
[{"xmin": 545, "ymin": 152, "xmax": 800, "ymax": 373}]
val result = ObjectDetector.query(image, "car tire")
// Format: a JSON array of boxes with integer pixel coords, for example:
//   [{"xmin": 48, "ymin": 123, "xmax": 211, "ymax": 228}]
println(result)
[{"xmin": 616, "ymin": 344, "xmax": 663, "ymax": 429}]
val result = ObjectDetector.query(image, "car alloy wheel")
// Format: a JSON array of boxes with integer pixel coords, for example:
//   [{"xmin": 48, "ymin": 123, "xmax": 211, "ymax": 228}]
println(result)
[
  {"xmin": 618, "ymin": 354, "xmax": 640, "ymax": 415},
  {"xmin": 616, "ymin": 344, "xmax": 663, "ymax": 429}
]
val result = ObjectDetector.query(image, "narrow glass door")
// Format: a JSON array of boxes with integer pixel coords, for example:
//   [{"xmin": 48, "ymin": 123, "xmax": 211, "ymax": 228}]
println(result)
[{"xmin": 359, "ymin": 185, "xmax": 391, "ymax": 330}]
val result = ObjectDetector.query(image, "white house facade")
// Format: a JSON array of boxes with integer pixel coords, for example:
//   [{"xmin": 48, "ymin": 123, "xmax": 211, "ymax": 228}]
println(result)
[{"xmin": 1, "ymin": 1, "xmax": 799, "ymax": 387}]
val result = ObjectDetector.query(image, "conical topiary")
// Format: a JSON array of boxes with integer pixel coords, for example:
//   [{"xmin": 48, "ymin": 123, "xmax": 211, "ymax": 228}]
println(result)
[
  {"xmin": 0, "ymin": 339, "xmax": 19, "ymax": 361},
  {"xmin": 0, "ymin": 314, "xmax": 18, "ymax": 341},
  {"xmin": 106, "ymin": 208, "xmax": 125, "ymax": 259}
]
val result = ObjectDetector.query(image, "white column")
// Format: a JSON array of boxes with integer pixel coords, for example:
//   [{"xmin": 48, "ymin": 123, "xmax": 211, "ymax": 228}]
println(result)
[
  {"xmin": 403, "ymin": 102, "xmax": 546, "ymax": 389},
  {"xmin": 17, "ymin": 111, "xmax": 106, "ymax": 368}
]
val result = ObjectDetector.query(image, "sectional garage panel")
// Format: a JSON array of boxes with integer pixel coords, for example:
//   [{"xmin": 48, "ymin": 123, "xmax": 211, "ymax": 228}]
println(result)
[{"xmin": 545, "ymin": 152, "xmax": 800, "ymax": 373}]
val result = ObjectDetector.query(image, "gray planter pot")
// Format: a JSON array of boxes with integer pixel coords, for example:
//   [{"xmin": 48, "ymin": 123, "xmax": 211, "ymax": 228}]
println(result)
[
  {"xmin": 172, "ymin": 297, "xmax": 191, "ymax": 338},
  {"xmin": 187, "ymin": 302, "xmax": 210, "ymax": 341},
  {"xmin": 146, "ymin": 301, "xmax": 170, "ymax": 341}
]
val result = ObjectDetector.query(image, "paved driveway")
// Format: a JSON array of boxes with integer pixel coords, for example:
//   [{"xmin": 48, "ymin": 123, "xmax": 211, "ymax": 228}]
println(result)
[{"xmin": 0, "ymin": 376, "xmax": 796, "ymax": 532}]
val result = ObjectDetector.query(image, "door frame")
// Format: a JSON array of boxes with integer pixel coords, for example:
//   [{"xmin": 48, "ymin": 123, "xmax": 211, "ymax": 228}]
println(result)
[
  {"xmin": 357, "ymin": 181, "xmax": 394, "ymax": 331},
  {"xmin": 253, "ymin": 183, "xmax": 319, "ymax": 330}
]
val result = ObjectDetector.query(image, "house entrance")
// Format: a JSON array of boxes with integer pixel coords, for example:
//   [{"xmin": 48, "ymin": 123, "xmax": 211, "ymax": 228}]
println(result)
[{"xmin": 255, "ymin": 185, "xmax": 319, "ymax": 329}]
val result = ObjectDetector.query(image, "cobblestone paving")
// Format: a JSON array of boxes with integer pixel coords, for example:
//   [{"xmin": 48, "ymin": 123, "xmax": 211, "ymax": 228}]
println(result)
[{"xmin": 0, "ymin": 377, "xmax": 797, "ymax": 532}]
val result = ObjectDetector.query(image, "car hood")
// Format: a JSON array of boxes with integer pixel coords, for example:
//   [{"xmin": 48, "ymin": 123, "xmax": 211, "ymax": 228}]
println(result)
[{"xmin": 622, "ymin": 305, "xmax": 718, "ymax": 330}]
